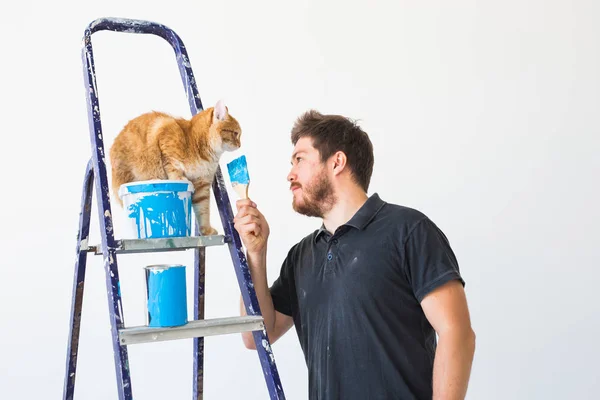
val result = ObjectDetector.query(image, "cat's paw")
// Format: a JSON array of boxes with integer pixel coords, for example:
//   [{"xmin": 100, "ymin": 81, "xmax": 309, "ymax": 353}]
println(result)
[{"xmin": 201, "ymin": 226, "xmax": 218, "ymax": 236}]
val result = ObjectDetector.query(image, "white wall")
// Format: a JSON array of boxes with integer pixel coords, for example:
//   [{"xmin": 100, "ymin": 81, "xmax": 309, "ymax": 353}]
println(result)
[{"xmin": 0, "ymin": 1, "xmax": 598, "ymax": 399}]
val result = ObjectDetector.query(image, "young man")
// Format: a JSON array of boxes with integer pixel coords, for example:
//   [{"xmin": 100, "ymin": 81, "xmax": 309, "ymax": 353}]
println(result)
[{"xmin": 234, "ymin": 110, "xmax": 476, "ymax": 400}]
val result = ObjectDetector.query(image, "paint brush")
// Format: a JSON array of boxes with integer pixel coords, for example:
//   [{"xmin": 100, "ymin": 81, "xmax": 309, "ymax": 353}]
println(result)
[{"xmin": 227, "ymin": 155, "xmax": 250, "ymax": 199}]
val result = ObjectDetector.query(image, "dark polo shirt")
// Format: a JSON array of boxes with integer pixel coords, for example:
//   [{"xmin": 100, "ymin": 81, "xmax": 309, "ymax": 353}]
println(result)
[{"xmin": 270, "ymin": 193, "xmax": 465, "ymax": 400}]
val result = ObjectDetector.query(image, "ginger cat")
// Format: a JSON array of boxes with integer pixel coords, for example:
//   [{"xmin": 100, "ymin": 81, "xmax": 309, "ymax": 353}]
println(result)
[{"xmin": 109, "ymin": 99, "xmax": 241, "ymax": 236}]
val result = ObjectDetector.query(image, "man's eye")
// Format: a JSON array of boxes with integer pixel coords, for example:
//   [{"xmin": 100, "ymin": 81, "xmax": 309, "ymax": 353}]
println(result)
[{"xmin": 296, "ymin": 157, "xmax": 302, "ymax": 162}]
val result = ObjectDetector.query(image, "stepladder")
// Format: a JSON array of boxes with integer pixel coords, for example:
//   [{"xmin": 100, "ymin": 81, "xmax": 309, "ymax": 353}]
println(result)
[{"xmin": 63, "ymin": 17, "xmax": 286, "ymax": 400}]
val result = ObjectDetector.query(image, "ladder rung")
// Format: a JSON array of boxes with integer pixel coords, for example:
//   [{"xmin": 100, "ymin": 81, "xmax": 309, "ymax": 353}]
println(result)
[
  {"xmin": 85, "ymin": 235, "xmax": 227, "ymax": 255},
  {"xmin": 118, "ymin": 315, "xmax": 264, "ymax": 345}
]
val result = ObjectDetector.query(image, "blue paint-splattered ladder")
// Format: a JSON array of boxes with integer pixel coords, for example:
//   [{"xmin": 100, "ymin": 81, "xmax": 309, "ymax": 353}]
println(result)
[{"xmin": 63, "ymin": 17, "xmax": 285, "ymax": 400}]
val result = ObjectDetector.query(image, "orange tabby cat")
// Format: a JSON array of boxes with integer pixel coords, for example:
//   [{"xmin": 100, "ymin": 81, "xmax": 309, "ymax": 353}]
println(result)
[{"xmin": 109, "ymin": 99, "xmax": 241, "ymax": 235}]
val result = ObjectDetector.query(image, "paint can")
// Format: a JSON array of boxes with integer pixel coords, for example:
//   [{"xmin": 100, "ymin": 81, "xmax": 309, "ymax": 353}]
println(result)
[
  {"xmin": 145, "ymin": 264, "xmax": 188, "ymax": 327},
  {"xmin": 118, "ymin": 180, "xmax": 194, "ymax": 239}
]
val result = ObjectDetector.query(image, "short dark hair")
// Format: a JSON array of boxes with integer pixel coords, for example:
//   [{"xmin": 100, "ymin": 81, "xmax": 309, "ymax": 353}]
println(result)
[{"xmin": 291, "ymin": 110, "xmax": 374, "ymax": 191}]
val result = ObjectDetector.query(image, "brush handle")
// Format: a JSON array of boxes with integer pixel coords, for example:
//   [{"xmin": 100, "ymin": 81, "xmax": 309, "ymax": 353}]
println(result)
[{"xmin": 232, "ymin": 183, "xmax": 249, "ymax": 199}]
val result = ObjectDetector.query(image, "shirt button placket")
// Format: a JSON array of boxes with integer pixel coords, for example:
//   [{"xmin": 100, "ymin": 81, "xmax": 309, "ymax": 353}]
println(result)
[
  {"xmin": 324, "ymin": 250, "xmax": 334, "ymax": 276},
  {"xmin": 324, "ymin": 236, "xmax": 337, "ymax": 275},
  {"xmin": 328, "ymin": 237, "xmax": 336, "ymax": 261}
]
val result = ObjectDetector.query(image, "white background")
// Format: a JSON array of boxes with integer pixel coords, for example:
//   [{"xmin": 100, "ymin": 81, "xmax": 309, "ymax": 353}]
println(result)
[{"xmin": 0, "ymin": 1, "xmax": 598, "ymax": 399}]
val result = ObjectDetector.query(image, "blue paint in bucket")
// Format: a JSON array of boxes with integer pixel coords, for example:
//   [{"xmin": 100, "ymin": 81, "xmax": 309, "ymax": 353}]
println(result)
[
  {"xmin": 118, "ymin": 180, "xmax": 194, "ymax": 239},
  {"xmin": 145, "ymin": 264, "xmax": 188, "ymax": 327}
]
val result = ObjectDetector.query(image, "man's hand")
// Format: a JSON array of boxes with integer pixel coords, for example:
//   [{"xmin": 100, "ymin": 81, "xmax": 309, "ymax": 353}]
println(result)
[
  {"xmin": 233, "ymin": 199, "xmax": 270, "ymax": 255},
  {"xmin": 234, "ymin": 199, "xmax": 291, "ymax": 349}
]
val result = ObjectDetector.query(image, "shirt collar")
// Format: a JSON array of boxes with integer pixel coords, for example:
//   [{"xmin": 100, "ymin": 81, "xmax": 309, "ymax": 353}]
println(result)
[{"xmin": 314, "ymin": 193, "xmax": 386, "ymax": 242}]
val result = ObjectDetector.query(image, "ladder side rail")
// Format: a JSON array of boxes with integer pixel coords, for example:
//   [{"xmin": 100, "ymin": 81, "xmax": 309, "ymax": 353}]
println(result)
[
  {"xmin": 192, "ymin": 244, "xmax": 206, "ymax": 400},
  {"xmin": 211, "ymin": 171, "xmax": 286, "ymax": 399},
  {"xmin": 63, "ymin": 160, "xmax": 94, "ymax": 400},
  {"xmin": 82, "ymin": 25, "xmax": 132, "ymax": 400}
]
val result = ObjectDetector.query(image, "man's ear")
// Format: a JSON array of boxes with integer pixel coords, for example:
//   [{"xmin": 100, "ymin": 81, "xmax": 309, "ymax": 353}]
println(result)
[{"xmin": 331, "ymin": 151, "xmax": 347, "ymax": 176}]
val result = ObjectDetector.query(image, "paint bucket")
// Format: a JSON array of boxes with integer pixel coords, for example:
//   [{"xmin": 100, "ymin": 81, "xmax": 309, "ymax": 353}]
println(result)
[
  {"xmin": 145, "ymin": 264, "xmax": 188, "ymax": 327},
  {"xmin": 118, "ymin": 180, "xmax": 194, "ymax": 239}
]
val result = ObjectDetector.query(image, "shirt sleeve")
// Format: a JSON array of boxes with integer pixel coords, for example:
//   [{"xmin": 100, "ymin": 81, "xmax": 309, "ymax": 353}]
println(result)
[
  {"xmin": 269, "ymin": 248, "xmax": 295, "ymax": 317},
  {"xmin": 404, "ymin": 217, "xmax": 465, "ymax": 303}
]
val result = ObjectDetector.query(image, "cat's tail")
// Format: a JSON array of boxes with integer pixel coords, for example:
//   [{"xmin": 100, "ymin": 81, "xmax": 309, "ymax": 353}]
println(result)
[
  {"xmin": 111, "ymin": 175, "xmax": 124, "ymax": 208},
  {"xmin": 110, "ymin": 160, "xmax": 132, "ymax": 208},
  {"xmin": 109, "ymin": 144, "xmax": 133, "ymax": 208}
]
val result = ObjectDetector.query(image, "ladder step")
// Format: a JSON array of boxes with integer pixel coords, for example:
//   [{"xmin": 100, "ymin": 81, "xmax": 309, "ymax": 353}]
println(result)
[
  {"xmin": 85, "ymin": 235, "xmax": 227, "ymax": 255},
  {"xmin": 118, "ymin": 315, "xmax": 264, "ymax": 345}
]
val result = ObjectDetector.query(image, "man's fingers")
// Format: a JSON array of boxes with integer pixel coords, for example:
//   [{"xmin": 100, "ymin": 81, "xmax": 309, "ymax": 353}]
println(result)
[
  {"xmin": 233, "ymin": 199, "xmax": 266, "ymax": 244},
  {"xmin": 239, "ymin": 206, "xmax": 260, "ymax": 217},
  {"xmin": 236, "ymin": 199, "xmax": 257, "ymax": 210},
  {"xmin": 239, "ymin": 223, "xmax": 261, "ymax": 237},
  {"xmin": 236, "ymin": 199, "xmax": 252, "ymax": 209},
  {"xmin": 234, "ymin": 214, "xmax": 263, "ymax": 232},
  {"xmin": 235, "ymin": 213, "xmax": 264, "ymax": 228},
  {"xmin": 234, "ymin": 206, "xmax": 260, "ymax": 222}
]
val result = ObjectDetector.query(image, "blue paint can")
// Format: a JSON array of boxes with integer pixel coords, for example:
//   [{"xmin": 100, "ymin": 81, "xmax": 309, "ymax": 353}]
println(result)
[
  {"xmin": 145, "ymin": 264, "xmax": 188, "ymax": 327},
  {"xmin": 118, "ymin": 180, "xmax": 194, "ymax": 239}
]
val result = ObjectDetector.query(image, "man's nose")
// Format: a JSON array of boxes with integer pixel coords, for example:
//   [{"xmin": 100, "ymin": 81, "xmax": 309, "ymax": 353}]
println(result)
[{"xmin": 287, "ymin": 170, "xmax": 296, "ymax": 182}]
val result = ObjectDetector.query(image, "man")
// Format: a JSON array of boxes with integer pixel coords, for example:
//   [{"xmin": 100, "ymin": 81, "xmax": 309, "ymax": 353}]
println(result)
[{"xmin": 233, "ymin": 110, "xmax": 476, "ymax": 400}]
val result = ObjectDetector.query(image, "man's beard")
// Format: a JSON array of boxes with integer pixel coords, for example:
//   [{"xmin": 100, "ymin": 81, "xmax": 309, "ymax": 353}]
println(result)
[{"xmin": 292, "ymin": 173, "xmax": 336, "ymax": 218}]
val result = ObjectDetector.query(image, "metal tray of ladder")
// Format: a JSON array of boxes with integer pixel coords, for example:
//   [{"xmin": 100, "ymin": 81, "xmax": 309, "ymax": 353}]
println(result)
[{"xmin": 63, "ymin": 17, "xmax": 286, "ymax": 400}]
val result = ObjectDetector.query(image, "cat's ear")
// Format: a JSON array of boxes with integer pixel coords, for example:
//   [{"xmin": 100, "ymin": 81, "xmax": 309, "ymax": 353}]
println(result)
[{"xmin": 213, "ymin": 99, "xmax": 228, "ymax": 122}]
